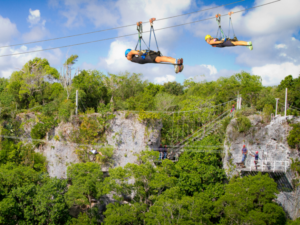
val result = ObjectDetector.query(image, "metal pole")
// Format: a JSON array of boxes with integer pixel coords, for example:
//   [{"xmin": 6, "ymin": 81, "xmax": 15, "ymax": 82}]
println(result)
[
  {"xmin": 239, "ymin": 96, "xmax": 242, "ymax": 110},
  {"xmin": 76, "ymin": 90, "xmax": 78, "ymax": 116},
  {"xmin": 285, "ymin": 88, "xmax": 287, "ymax": 117},
  {"xmin": 275, "ymin": 98, "xmax": 279, "ymax": 116},
  {"xmin": 285, "ymin": 161, "xmax": 286, "ymax": 173}
]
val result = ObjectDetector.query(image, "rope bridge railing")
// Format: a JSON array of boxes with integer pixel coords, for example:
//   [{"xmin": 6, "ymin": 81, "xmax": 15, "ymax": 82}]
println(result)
[{"xmin": 249, "ymin": 159, "xmax": 290, "ymax": 173}]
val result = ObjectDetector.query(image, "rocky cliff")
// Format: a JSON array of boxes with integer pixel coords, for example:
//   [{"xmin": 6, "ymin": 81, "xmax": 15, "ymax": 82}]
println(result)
[
  {"xmin": 223, "ymin": 114, "xmax": 300, "ymax": 219},
  {"xmin": 19, "ymin": 112, "xmax": 162, "ymax": 179}
]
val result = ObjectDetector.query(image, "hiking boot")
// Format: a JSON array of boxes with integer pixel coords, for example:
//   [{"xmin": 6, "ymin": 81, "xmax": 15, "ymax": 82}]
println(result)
[{"xmin": 176, "ymin": 58, "xmax": 183, "ymax": 65}]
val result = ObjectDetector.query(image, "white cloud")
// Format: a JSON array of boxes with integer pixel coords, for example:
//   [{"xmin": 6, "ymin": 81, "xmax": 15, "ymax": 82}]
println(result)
[
  {"xmin": 23, "ymin": 26, "xmax": 48, "ymax": 42},
  {"xmin": 251, "ymin": 62, "xmax": 300, "ymax": 86},
  {"xmin": 275, "ymin": 44, "xmax": 287, "ymax": 49},
  {"xmin": 0, "ymin": 15, "xmax": 18, "ymax": 44},
  {"xmin": 59, "ymin": 0, "xmax": 119, "ymax": 28},
  {"xmin": 0, "ymin": 45, "xmax": 63, "ymax": 78},
  {"xmin": 154, "ymin": 74, "xmax": 175, "ymax": 84},
  {"xmin": 23, "ymin": 9, "xmax": 47, "ymax": 42},
  {"xmin": 28, "ymin": 9, "xmax": 41, "ymax": 26}
]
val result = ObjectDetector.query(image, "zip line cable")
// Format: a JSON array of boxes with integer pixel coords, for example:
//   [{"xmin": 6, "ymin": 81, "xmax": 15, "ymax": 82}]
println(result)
[
  {"xmin": 0, "ymin": 0, "xmax": 245, "ymax": 49},
  {"xmin": 0, "ymin": 135, "xmax": 224, "ymax": 150},
  {"xmin": 0, "ymin": 0, "xmax": 280, "ymax": 57}
]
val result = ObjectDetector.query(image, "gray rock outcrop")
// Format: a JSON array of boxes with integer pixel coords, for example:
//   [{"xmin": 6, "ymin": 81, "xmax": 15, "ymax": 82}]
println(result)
[
  {"xmin": 223, "ymin": 114, "xmax": 300, "ymax": 219},
  {"xmin": 18, "ymin": 112, "xmax": 162, "ymax": 179}
]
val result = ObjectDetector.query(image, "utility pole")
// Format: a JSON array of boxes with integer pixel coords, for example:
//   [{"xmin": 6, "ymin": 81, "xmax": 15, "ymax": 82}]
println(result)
[
  {"xmin": 237, "ymin": 93, "xmax": 240, "ymax": 110},
  {"xmin": 285, "ymin": 88, "xmax": 287, "ymax": 117},
  {"xmin": 275, "ymin": 98, "xmax": 279, "ymax": 116},
  {"xmin": 76, "ymin": 90, "xmax": 78, "ymax": 116}
]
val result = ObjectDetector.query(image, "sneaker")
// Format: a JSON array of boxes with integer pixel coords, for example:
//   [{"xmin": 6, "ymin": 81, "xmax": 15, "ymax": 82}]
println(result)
[
  {"xmin": 176, "ymin": 58, "xmax": 183, "ymax": 65},
  {"xmin": 174, "ymin": 65, "xmax": 179, "ymax": 73},
  {"xmin": 248, "ymin": 41, "xmax": 253, "ymax": 51},
  {"xmin": 178, "ymin": 65, "xmax": 184, "ymax": 73}
]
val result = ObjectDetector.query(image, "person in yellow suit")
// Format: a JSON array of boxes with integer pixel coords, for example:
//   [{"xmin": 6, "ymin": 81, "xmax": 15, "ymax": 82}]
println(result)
[{"xmin": 205, "ymin": 35, "xmax": 253, "ymax": 50}]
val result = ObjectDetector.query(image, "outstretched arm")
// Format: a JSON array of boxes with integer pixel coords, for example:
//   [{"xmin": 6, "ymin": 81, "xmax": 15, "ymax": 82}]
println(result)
[
  {"xmin": 208, "ymin": 39, "xmax": 224, "ymax": 45},
  {"xmin": 126, "ymin": 50, "xmax": 140, "ymax": 60}
]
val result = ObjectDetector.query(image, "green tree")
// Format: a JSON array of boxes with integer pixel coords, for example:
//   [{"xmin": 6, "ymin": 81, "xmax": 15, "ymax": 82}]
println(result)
[
  {"xmin": 214, "ymin": 173, "xmax": 284, "ymax": 225},
  {"xmin": 235, "ymin": 71, "xmax": 263, "ymax": 107},
  {"xmin": 102, "ymin": 151, "xmax": 177, "ymax": 223},
  {"xmin": 0, "ymin": 171, "xmax": 70, "ymax": 225},
  {"xmin": 163, "ymin": 81, "xmax": 183, "ymax": 96},
  {"xmin": 175, "ymin": 135, "xmax": 226, "ymax": 196},
  {"xmin": 72, "ymin": 70, "xmax": 108, "ymax": 112},
  {"xmin": 65, "ymin": 162, "xmax": 104, "ymax": 208},
  {"xmin": 68, "ymin": 212, "xmax": 97, "ymax": 225},
  {"xmin": 146, "ymin": 187, "xmax": 214, "ymax": 224},
  {"xmin": 7, "ymin": 58, "xmax": 59, "ymax": 108},
  {"xmin": 277, "ymin": 75, "xmax": 300, "ymax": 108}
]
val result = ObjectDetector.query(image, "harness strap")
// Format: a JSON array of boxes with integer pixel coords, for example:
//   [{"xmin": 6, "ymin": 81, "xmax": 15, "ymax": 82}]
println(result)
[
  {"xmin": 215, "ymin": 14, "xmax": 225, "ymax": 40},
  {"xmin": 149, "ymin": 18, "xmax": 162, "ymax": 56}
]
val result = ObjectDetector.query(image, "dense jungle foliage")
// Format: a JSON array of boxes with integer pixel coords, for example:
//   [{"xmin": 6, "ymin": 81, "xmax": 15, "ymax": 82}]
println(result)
[{"xmin": 0, "ymin": 57, "xmax": 299, "ymax": 224}]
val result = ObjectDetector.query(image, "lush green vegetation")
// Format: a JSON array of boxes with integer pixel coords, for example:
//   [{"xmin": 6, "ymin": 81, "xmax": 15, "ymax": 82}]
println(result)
[{"xmin": 0, "ymin": 57, "xmax": 299, "ymax": 224}]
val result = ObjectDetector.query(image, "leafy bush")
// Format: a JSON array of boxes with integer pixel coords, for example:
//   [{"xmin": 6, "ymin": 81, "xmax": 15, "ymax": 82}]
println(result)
[
  {"xmin": 235, "ymin": 116, "xmax": 252, "ymax": 133},
  {"xmin": 263, "ymin": 104, "xmax": 274, "ymax": 122},
  {"xmin": 287, "ymin": 123, "xmax": 300, "ymax": 150},
  {"xmin": 235, "ymin": 107, "xmax": 256, "ymax": 117},
  {"xmin": 287, "ymin": 109, "xmax": 300, "ymax": 116},
  {"xmin": 95, "ymin": 146, "xmax": 114, "ymax": 166},
  {"xmin": 291, "ymin": 158, "xmax": 300, "ymax": 174},
  {"xmin": 58, "ymin": 99, "xmax": 74, "ymax": 122},
  {"xmin": 31, "ymin": 123, "xmax": 48, "ymax": 146},
  {"xmin": 222, "ymin": 116, "xmax": 232, "ymax": 132}
]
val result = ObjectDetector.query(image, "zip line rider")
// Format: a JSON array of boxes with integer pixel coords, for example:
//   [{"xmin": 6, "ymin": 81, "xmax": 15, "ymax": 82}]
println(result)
[
  {"xmin": 126, "ymin": 18, "xmax": 184, "ymax": 74},
  {"xmin": 205, "ymin": 12, "xmax": 253, "ymax": 50},
  {"xmin": 205, "ymin": 35, "xmax": 253, "ymax": 50},
  {"xmin": 125, "ymin": 49, "xmax": 184, "ymax": 73}
]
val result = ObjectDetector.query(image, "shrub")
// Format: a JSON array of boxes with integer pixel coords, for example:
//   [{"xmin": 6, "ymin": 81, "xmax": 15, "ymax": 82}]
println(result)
[
  {"xmin": 287, "ymin": 109, "xmax": 300, "ymax": 116},
  {"xmin": 287, "ymin": 123, "xmax": 300, "ymax": 150},
  {"xmin": 58, "ymin": 99, "xmax": 74, "ymax": 122},
  {"xmin": 31, "ymin": 123, "xmax": 47, "ymax": 146},
  {"xmin": 291, "ymin": 158, "xmax": 300, "ymax": 176},
  {"xmin": 95, "ymin": 146, "xmax": 114, "ymax": 166},
  {"xmin": 263, "ymin": 104, "xmax": 273, "ymax": 123},
  {"xmin": 235, "ymin": 116, "xmax": 252, "ymax": 133},
  {"xmin": 222, "ymin": 116, "xmax": 232, "ymax": 132}
]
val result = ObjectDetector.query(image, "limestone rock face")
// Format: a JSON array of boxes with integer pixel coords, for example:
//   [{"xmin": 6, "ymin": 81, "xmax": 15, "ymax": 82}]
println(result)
[
  {"xmin": 105, "ymin": 112, "xmax": 162, "ymax": 169},
  {"xmin": 35, "ymin": 122, "xmax": 80, "ymax": 179},
  {"xmin": 30, "ymin": 112, "xmax": 162, "ymax": 178},
  {"xmin": 224, "ymin": 114, "xmax": 300, "ymax": 219},
  {"xmin": 223, "ymin": 115, "xmax": 300, "ymax": 175}
]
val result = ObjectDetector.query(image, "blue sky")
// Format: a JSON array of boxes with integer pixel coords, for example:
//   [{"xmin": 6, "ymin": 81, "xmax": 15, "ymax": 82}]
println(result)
[{"xmin": 0, "ymin": 0, "xmax": 300, "ymax": 86}]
